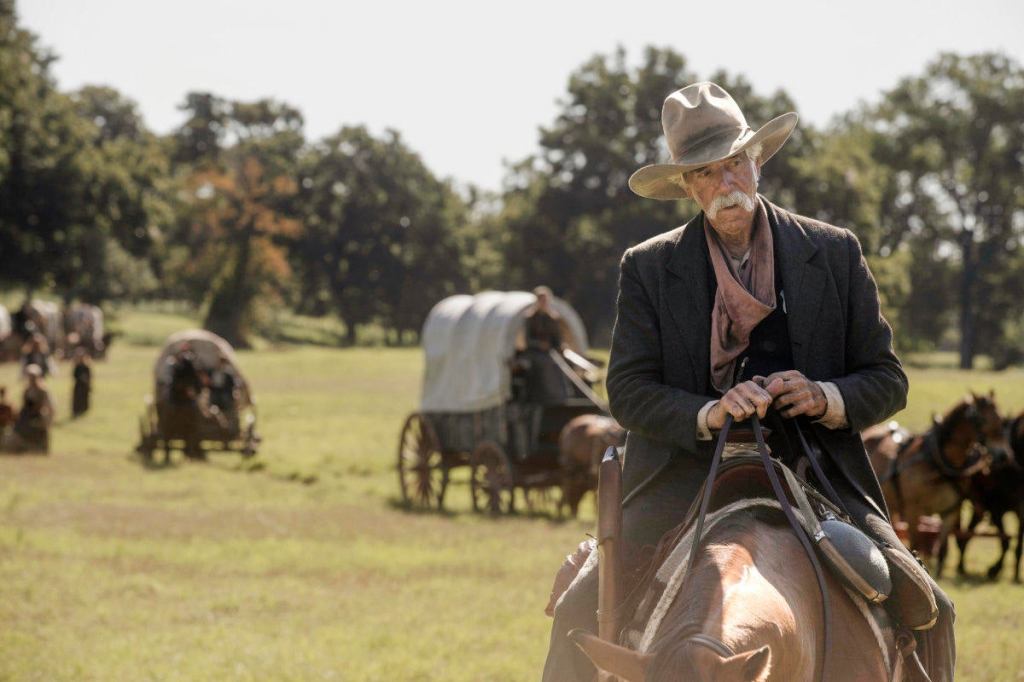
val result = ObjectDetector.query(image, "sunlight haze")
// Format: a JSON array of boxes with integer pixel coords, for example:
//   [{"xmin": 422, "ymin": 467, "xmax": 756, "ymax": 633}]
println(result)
[{"xmin": 19, "ymin": 0, "xmax": 1024, "ymax": 190}]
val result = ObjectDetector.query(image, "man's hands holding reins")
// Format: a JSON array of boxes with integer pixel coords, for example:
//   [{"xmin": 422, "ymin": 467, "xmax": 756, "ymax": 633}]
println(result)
[{"xmin": 706, "ymin": 370, "xmax": 827, "ymax": 430}]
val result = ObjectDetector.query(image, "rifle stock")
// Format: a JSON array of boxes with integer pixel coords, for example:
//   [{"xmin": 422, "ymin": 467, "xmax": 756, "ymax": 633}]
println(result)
[{"xmin": 597, "ymin": 446, "xmax": 623, "ymax": 647}]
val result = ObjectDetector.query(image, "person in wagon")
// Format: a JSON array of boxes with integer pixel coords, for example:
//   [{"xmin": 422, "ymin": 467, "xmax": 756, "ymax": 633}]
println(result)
[
  {"xmin": 169, "ymin": 344, "xmax": 203, "ymax": 405},
  {"xmin": 522, "ymin": 286, "xmax": 572, "ymax": 404},
  {"xmin": 525, "ymin": 286, "xmax": 565, "ymax": 353},
  {"xmin": 167, "ymin": 343, "xmax": 205, "ymax": 458},
  {"xmin": 208, "ymin": 353, "xmax": 238, "ymax": 430},
  {"xmin": 543, "ymin": 82, "xmax": 954, "ymax": 681},
  {"xmin": 5, "ymin": 364, "xmax": 54, "ymax": 453},
  {"xmin": 20, "ymin": 332, "xmax": 55, "ymax": 379}
]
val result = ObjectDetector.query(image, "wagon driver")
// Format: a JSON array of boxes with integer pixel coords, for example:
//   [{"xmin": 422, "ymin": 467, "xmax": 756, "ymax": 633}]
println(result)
[{"xmin": 542, "ymin": 82, "xmax": 954, "ymax": 681}]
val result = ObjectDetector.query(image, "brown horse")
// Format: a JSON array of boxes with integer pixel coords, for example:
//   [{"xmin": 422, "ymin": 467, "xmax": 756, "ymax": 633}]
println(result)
[
  {"xmin": 863, "ymin": 392, "xmax": 1008, "ymax": 577},
  {"xmin": 955, "ymin": 410, "xmax": 1024, "ymax": 581},
  {"xmin": 557, "ymin": 415, "xmax": 625, "ymax": 518},
  {"xmin": 570, "ymin": 503, "xmax": 901, "ymax": 681}
]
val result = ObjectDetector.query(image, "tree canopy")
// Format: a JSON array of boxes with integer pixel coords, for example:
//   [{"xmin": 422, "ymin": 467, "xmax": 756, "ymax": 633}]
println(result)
[{"xmin": 2, "ymin": 0, "xmax": 1021, "ymax": 366}]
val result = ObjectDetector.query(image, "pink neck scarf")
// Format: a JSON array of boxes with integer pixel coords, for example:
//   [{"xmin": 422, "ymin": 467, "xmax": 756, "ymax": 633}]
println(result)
[{"xmin": 705, "ymin": 199, "xmax": 776, "ymax": 393}]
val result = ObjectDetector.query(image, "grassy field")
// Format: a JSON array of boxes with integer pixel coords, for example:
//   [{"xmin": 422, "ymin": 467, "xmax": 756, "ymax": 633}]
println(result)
[{"xmin": 1, "ymin": 310, "xmax": 1023, "ymax": 681}]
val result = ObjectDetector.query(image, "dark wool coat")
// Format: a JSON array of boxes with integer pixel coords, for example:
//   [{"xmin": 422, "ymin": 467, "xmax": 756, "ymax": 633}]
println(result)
[{"xmin": 607, "ymin": 197, "xmax": 907, "ymax": 519}]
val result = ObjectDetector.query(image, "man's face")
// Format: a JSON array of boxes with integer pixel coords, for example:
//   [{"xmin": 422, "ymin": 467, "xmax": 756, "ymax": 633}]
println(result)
[{"xmin": 683, "ymin": 153, "xmax": 761, "ymax": 238}]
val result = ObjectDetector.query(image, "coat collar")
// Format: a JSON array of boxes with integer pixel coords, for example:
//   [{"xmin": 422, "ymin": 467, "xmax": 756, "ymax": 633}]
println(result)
[{"xmin": 664, "ymin": 196, "xmax": 825, "ymax": 381}]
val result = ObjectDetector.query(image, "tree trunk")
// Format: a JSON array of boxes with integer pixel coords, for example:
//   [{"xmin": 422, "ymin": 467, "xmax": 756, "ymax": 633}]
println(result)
[
  {"xmin": 204, "ymin": 234, "xmax": 253, "ymax": 348},
  {"xmin": 958, "ymin": 230, "xmax": 976, "ymax": 370}
]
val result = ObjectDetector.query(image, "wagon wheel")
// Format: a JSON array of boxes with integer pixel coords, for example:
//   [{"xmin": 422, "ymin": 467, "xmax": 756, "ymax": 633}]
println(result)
[
  {"xmin": 397, "ymin": 413, "xmax": 448, "ymax": 509},
  {"xmin": 238, "ymin": 410, "xmax": 261, "ymax": 458},
  {"xmin": 241, "ymin": 422, "xmax": 259, "ymax": 458},
  {"xmin": 470, "ymin": 441, "xmax": 516, "ymax": 515}
]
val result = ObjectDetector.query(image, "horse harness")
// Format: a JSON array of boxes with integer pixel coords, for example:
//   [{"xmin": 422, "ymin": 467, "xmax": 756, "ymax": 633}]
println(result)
[
  {"xmin": 683, "ymin": 414, "xmax": 837, "ymax": 682},
  {"xmin": 682, "ymin": 631, "xmax": 736, "ymax": 658},
  {"xmin": 882, "ymin": 418, "xmax": 992, "ymax": 522}
]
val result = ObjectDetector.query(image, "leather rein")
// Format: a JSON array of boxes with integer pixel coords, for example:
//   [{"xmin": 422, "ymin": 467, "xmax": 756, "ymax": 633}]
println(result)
[{"xmin": 682, "ymin": 413, "xmax": 834, "ymax": 682}]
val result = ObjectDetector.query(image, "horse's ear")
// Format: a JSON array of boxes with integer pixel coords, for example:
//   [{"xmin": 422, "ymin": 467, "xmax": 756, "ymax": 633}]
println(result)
[
  {"xmin": 720, "ymin": 645, "xmax": 772, "ymax": 682},
  {"xmin": 569, "ymin": 629, "xmax": 651, "ymax": 682},
  {"xmin": 932, "ymin": 413, "xmax": 940, "ymax": 427},
  {"xmin": 989, "ymin": 388, "xmax": 996, "ymax": 400}
]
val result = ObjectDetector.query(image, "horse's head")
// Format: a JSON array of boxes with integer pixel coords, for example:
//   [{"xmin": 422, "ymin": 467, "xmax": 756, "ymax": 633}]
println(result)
[
  {"xmin": 570, "ymin": 629, "xmax": 772, "ymax": 682},
  {"xmin": 938, "ymin": 391, "xmax": 1010, "ymax": 470}
]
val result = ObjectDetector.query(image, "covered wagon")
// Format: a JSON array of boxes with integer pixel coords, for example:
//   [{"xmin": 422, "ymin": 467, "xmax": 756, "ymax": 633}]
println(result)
[
  {"xmin": 136, "ymin": 329, "xmax": 260, "ymax": 462},
  {"xmin": 398, "ymin": 291, "xmax": 606, "ymax": 513}
]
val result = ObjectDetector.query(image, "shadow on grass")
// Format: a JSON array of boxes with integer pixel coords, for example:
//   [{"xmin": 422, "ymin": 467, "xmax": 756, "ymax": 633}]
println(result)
[
  {"xmin": 386, "ymin": 496, "xmax": 459, "ymax": 519},
  {"xmin": 946, "ymin": 569, "xmax": 1024, "ymax": 588},
  {"xmin": 386, "ymin": 494, "xmax": 575, "ymax": 524}
]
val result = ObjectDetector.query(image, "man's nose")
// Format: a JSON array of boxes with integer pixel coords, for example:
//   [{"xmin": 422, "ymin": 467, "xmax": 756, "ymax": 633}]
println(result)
[{"xmin": 716, "ymin": 168, "xmax": 738, "ymax": 192}]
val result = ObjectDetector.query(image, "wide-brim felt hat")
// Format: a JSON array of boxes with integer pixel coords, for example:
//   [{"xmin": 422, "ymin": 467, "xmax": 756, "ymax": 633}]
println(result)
[{"xmin": 629, "ymin": 81, "xmax": 798, "ymax": 200}]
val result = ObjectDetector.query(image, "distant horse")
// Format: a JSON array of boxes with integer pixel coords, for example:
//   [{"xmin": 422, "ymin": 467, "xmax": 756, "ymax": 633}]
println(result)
[
  {"xmin": 557, "ymin": 415, "xmax": 625, "ymax": 518},
  {"xmin": 863, "ymin": 392, "xmax": 1008, "ymax": 577},
  {"xmin": 570, "ymin": 502, "xmax": 901, "ymax": 681},
  {"xmin": 955, "ymin": 411, "xmax": 1024, "ymax": 581}
]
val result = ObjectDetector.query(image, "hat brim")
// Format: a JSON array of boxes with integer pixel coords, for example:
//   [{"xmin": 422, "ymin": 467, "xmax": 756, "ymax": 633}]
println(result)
[{"xmin": 628, "ymin": 111, "xmax": 799, "ymax": 200}]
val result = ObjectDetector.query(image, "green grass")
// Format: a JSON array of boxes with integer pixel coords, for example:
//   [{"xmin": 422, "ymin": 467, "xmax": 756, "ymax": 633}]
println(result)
[{"xmin": 0, "ymin": 309, "xmax": 1022, "ymax": 680}]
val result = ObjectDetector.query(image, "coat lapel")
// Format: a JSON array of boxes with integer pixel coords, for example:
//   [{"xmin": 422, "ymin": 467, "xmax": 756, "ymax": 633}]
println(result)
[
  {"xmin": 766, "ymin": 200, "xmax": 824, "ymax": 373},
  {"xmin": 665, "ymin": 215, "xmax": 711, "ymax": 391}
]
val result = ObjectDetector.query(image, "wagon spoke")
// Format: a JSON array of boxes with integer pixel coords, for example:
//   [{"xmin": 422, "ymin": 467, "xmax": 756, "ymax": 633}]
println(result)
[{"xmin": 397, "ymin": 414, "xmax": 446, "ymax": 510}]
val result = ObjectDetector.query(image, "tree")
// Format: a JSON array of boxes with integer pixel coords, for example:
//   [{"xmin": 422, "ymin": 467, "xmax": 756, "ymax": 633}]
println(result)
[
  {"xmin": 189, "ymin": 155, "xmax": 300, "ymax": 346},
  {"xmin": 500, "ymin": 47, "xmax": 815, "ymax": 342},
  {"xmin": 0, "ymin": 0, "xmax": 91, "ymax": 292},
  {"xmin": 866, "ymin": 52, "xmax": 1024, "ymax": 368},
  {"xmin": 167, "ymin": 95, "xmax": 304, "ymax": 346},
  {"xmin": 63, "ymin": 85, "xmax": 171, "ymax": 302},
  {"xmin": 297, "ymin": 126, "xmax": 467, "ymax": 343},
  {"xmin": 0, "ymin": 2, "xmax": 167, "ymax": 303}
]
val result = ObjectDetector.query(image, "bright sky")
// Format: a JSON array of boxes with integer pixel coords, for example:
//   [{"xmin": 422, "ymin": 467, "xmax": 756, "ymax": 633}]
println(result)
[{"xmin": 18, "ymin": 0, "xmax": 1024, "ymax": 191}]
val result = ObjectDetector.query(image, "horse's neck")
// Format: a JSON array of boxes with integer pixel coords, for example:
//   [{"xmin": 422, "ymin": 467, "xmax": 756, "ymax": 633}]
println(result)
[{"xmin": 687, "ymin": 525, "xmax": 818, "ymax": 678}]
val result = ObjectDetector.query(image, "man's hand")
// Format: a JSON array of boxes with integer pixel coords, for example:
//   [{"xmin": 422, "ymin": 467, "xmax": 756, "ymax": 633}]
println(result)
[
  {"xmin": 707, "ymin": 380, "xmax": 773, "ymax": 430},
  {"xmin": 755, "ymin": 370, "xmax": 827, "ymax": 419}
]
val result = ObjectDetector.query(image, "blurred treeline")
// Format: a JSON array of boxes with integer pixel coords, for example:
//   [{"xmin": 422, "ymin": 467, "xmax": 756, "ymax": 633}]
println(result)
[{"xmin": 1, "ymin": 2, "xmax": 1022, "ymax": 368}]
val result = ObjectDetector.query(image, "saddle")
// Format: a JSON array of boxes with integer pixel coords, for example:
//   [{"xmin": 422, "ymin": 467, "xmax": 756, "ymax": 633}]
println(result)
[
  {"xmin": 678, "ymin": 454, "xmax": 895, "ymax": 604},
  {"xmin": 681, "ymin": 431, "xmax": 937, "ymax": 633}
]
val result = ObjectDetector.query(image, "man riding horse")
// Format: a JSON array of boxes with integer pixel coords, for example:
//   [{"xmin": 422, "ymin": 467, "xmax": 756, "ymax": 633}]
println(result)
[{"xmin": 543, "ymin": 82, "xmax": 954, "ymax": 681}]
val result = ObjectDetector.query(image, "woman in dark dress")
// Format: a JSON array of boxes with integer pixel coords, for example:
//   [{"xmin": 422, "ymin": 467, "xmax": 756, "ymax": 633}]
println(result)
[{"xmin": 72, "ymin": 348, "xmax": 92, "ymax": 418}]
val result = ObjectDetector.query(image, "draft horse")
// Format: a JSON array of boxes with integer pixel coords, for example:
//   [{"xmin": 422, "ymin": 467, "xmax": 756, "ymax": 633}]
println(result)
[
  {"xmin": 863, "ymin": 392, "xmax": 1008, "ymax": 577},
  {"xmin": 955, "ymin": 410, "xmax": 1024, "ymax": 581}
]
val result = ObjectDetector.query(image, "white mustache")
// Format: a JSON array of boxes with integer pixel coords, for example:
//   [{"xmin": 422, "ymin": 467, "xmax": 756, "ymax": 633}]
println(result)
[{"xmin": 707, "ymin": 191, "xmax": 754, "ymax": 220}]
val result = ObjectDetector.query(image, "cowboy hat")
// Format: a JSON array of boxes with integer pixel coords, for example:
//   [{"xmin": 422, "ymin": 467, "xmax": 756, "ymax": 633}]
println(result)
[{"xmin": 628, "ymin": 82, "xmax": 798, "ymax": 200}]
